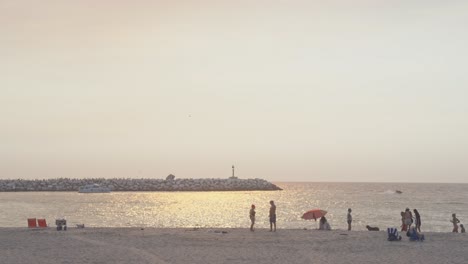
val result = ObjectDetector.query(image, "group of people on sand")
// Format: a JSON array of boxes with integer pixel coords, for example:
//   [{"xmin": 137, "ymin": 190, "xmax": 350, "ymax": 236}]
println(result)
[
  {"xmin": 400, "ymin": 208, "xmax": 421, "ymax": 232},
  {"xmin": 397, "ymin": 208, "xmax": 424, "ymax": 241},
  {"xmin": 249, "ymin": 201, "xmax": 340, "ymax": 232},
  {"xmin": 249, "ymin": 200, "xmax": 338, "ymax": 232},
  {"xmin": 400, "ymin": 208, "xmax": 465, "ymax": 233},
  {"xmin": 250, "ymin": 203, "xmax": 465, "ymax": 233},
  {"xmin": 318, "ymin": 208, "xmax": 351, "ymax": 231},
  {"xmin": 249, "ymin": 200, "xmax": 276, "ymax": 232},
  {"xmin": 451, "ymin": 213, "xmax": 465, "ymax": 233}
]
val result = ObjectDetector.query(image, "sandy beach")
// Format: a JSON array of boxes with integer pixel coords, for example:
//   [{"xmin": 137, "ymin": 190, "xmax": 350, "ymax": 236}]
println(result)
[{"xmin": 1, "ymin": 227, "xmax": 467, "ymax": 264}]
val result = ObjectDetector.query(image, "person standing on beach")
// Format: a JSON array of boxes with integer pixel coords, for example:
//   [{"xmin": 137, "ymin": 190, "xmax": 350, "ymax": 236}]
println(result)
[
  {"xmin": 413, "ymin": 209, "xmax": 421, "ymax": 232},
  {"xmin": 460, "ymin": 224, "xmax": 465, "ymax": 233},
  {"xmin": 249, "ymin": 204, "xmax": 256, "ymax": 231},
  {"xmin": 347, "ymin": 208, "xmax": 352, "ymax": 231},
  {"xmin": 269, "ymin": 200, "xmax": 276, "ymax": 232},
  {"xmin": 401, "ymin": 211, "xmax": 407, "ymax": 231},
  {"xmin": 451, "ymin": 213, "xmax": 460, "ymax": 232},
  {"xmin": 404, "ymin": 208, "xmax": 413, "ymax": 231}
]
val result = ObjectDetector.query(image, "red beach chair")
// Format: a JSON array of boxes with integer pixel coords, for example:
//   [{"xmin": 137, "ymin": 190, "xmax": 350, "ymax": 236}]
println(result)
[
  {"xmin": 28, "ymin": 218, "xmax": 37, "ymax": 228},
  {"xmin": 37, "ymin": 219, "xmax": 47, "ymax": 228}
]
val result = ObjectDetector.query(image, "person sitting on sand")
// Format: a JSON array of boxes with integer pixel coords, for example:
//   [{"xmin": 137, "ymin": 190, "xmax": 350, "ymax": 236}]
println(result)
[
  {"xmin": 451, "ymin": 213, "xmax": 460, "ymax": 233},
  {"xmin": 319, "ymin": 216, "xmax": 331, "ymax": 230},
  {"xmin": 319, "ymin": 216, "xmax": 325, "ymax": 230},
  {"xmin": 249, "ymin": 204, "xmax": 256, "ymax": 231},
  {"xmin": 460, "ymin": 224, "xmax": 465, "ymax": 233},
  {"xmin": 408, "ymin": 226, "xmax": 425, "ymax": 241}
]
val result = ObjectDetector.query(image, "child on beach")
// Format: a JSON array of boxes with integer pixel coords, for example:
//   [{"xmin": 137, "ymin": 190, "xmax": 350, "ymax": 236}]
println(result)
[
  {"xmin": 461, "ymin": 224, "xmax": 465, "ymax": 233},
  {"xmin": 451, "ymin": 213, "xmax": 460, "ymax": 232},
  {"xmin": 347, "ymin": 208, "xmax": 352, "ymax": 231},
  {"xmin": 249, "ymin": 204, "xmax": 256, "ymax": 231}
]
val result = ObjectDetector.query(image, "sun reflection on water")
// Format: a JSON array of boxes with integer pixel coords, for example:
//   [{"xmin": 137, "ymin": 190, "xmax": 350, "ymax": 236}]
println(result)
[{"xmin": 1, "ymin": 183, "xmax": 467, "ymax": 231}]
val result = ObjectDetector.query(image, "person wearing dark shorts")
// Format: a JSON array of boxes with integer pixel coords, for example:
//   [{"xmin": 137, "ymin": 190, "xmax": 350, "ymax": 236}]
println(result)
[{"xmin": 269, "ymin": 200, "xmax": 276, "ymax": 232}]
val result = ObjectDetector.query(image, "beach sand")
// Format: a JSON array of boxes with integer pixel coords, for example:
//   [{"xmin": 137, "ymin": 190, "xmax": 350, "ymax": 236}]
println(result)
[{"xmin": 1, "ymin": 227, "xmax": 467, "ymax": 264}]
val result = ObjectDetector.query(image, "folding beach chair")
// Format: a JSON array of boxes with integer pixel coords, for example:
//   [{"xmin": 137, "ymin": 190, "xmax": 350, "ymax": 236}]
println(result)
[
  {"xmin": 37, "ymin": 219, "xmax": 47, "ymax": 228},
  {"xmin": 387, "ymin": 227, "xmax": 401, "ymax": 241},
  {"xmin": 28, "ymin": 218, "xmax": 37, "ymax": 228}
]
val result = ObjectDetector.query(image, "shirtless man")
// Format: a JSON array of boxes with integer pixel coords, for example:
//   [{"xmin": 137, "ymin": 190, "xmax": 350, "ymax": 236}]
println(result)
[{"xmin": 269, "ymin": 200, "xmax": 276, "ymax": 232}]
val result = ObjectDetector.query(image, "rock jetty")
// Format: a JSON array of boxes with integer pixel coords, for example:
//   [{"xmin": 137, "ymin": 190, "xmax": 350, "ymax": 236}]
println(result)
[{"xmin": 0, "ymin": 177, "xmax": 282, "ymax": 192}]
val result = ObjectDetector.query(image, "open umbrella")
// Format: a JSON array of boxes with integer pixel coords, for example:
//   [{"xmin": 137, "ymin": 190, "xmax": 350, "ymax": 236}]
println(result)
[{"xmin": 301, "ymin": 209, "xmax": 327, "ymax": 221}]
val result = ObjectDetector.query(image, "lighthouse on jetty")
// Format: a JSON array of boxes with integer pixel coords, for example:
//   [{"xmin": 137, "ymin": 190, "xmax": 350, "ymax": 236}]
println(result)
[{"xmin": 230, "ymin": 165, "xmax": 238, "ymax": 179}]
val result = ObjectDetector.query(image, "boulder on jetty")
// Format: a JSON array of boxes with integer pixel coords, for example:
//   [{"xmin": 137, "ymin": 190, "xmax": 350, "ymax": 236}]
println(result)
[{"xmin": 0, "ymin": 177, "xmax": 282, "ymax": 192}]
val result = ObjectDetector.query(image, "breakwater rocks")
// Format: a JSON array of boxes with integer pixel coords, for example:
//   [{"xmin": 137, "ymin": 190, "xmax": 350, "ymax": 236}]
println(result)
[{"xmin": 0, "ymin": 177, "xmax": 282, "ymax": 192}]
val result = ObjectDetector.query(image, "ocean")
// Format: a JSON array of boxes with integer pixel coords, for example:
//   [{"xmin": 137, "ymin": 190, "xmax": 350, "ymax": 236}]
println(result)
[{"xmin": 1, "ymin": 182, "xmax": 467, "ymax": 232}]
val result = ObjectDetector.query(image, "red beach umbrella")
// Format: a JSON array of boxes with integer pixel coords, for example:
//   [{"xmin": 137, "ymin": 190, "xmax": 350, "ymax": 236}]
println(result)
[{"xmin": 301, "ymin": 209, "xmax": 327, "ymax": 221}]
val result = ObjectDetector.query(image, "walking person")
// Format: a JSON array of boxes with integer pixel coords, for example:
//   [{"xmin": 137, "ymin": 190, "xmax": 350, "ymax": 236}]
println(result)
[
  {"xmin": 413, "ymin": 209, "xmax": 421, "ymax": 232},
  {"xmin": 249, "ymin": 204, "xmax": 256, "ymax": 231},
  {"xmin": 451, "ymin": 213, "xmax": 460, "ymax": 232},
  {"xmin": 269, "ymin": 200, "xmax": 276, "ymax": 232},
  {"xmin": 347, "ymin": 208, "xmax": 352, "ymax": 231}
]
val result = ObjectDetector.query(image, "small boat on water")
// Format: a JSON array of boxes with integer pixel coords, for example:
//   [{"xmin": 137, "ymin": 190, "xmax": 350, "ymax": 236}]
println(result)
[
  {"xmin": 78, "ymin": 184, "xmax": 111, "ymax": 193},
  {"xmin": 395, "ymin": 190, "xmax": 403, "ymax": 194}
]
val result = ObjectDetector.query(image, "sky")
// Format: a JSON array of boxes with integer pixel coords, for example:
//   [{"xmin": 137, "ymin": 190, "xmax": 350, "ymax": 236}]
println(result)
[{"xmin": 1, "ymin": 1, "xmax": 468, "ymax": 183}]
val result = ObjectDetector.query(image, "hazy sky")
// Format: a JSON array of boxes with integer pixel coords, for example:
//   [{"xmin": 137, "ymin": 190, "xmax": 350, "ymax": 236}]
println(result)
[{"xmin": 2, "ymin": 1, "xmax": 468, "ymax": 182}]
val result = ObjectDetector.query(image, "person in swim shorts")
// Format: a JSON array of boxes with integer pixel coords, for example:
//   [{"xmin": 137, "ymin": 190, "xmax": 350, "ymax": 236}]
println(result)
[
  {"xmin": 269, "ymin": 200, "xmax": 276, "ymax": 232},
  {"xmin": 451, "ymin": 213, "xmax": 460, "ymax": 233},
  {"xmin": 404, "ymin": 208, "xmax": 413, "ymax": 230}
]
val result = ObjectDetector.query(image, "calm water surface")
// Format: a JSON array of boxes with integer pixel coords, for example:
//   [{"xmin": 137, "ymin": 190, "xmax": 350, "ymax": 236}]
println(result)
[{"xmin": 1, "ymin": 182, "xmax": 467, "ymax": 232}]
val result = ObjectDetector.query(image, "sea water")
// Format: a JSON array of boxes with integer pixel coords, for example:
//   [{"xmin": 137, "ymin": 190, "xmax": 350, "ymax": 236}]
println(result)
[{"xmin": 0, "ymin": 182, "xmax": 467, "ymax": 232}]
